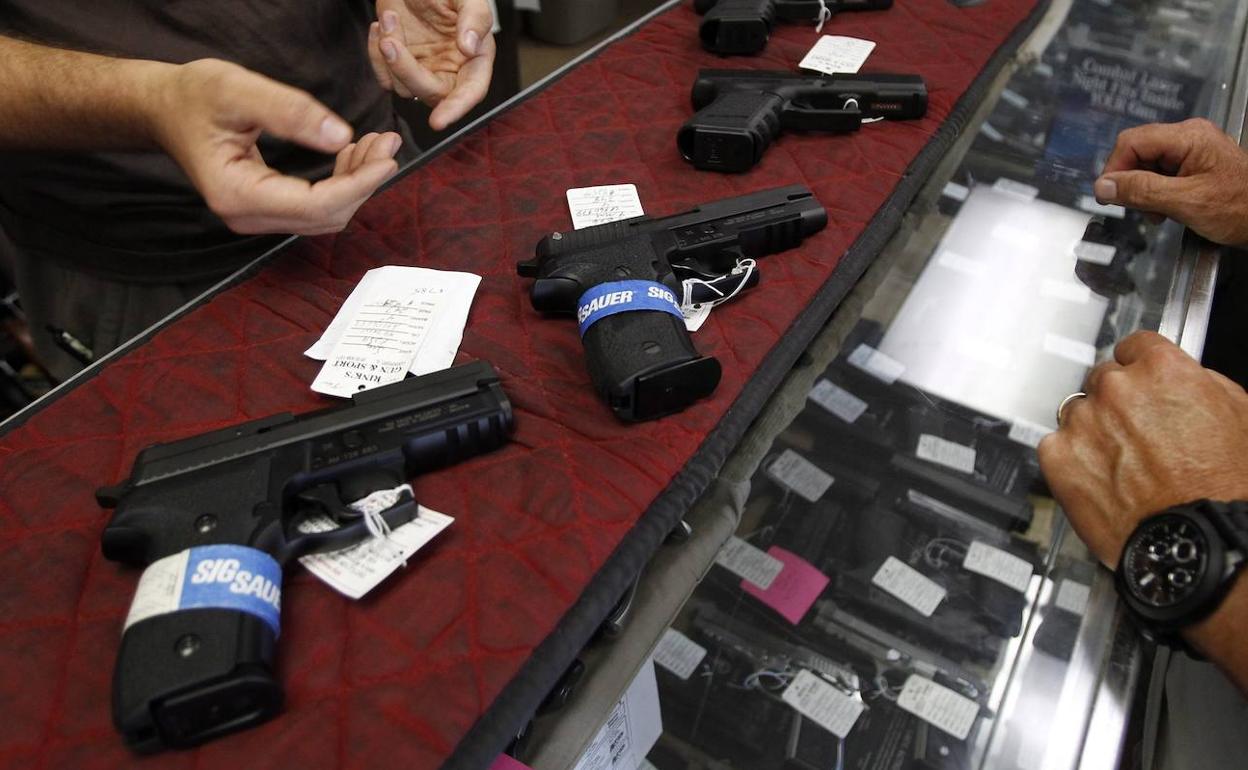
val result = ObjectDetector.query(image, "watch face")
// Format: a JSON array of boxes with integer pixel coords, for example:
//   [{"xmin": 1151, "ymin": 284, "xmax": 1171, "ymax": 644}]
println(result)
[{"xmin": 1122, "ymin": 514, "xmax": 1209, "ymax": 609}]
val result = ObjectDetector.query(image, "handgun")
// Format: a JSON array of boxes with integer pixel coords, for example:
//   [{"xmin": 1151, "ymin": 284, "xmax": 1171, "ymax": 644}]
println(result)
[
  {"xmin": 97, "ymin": 360, "xmax": 513, "ymax": 751},
  {"xmin": 517, "ymin": 185, "xmax": 826, "ymax": 421},
  {"xmin": 812, "ymin": 599, "xmax": 987, "ymax": 703},
  {"xmin": 695, "ymin": 0, "xmax": 893, "ymax": 55},
  {"xmin": 681, "ymin": 70, "xmax": 928, "ymax": 172}
]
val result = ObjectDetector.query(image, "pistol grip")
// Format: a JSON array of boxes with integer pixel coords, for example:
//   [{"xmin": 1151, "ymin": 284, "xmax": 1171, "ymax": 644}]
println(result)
[
  {"xmin": 679, "ymin": 91, "xmax": 784, "ymax": 173},
  {"xmin": 583, "ymin": 308, "xmax": 722, "ymax": 421}
]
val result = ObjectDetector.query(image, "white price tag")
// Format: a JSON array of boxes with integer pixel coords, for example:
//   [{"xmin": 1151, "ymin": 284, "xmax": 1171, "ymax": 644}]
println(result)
[
  {"xmin": 962, "ymin": 541, "xmax": 1033, "ymax": 593},
  {"xmin": 992, "ymin": 178, "xmax": 1039, "ymax": 201},
  {"xmin": 716, "ymin": 536, "xmax": 784, "ymax": 590},
  {"xmin": 566, "ymin": 184, "xmax": 644, "ymax": 230},
  {"xmin": 1041, "ymin": 279, "xmax": 1091, "ymax": 304},
  {"xmin": 872, "ymin": 556, "xmax": 946, "ymax": 617},
  {"xmin": 1056, "ymin": 580, "xmax": 1091, "ymax": 615},
  {"xmin": 1074, "ymin": 240, "xmax": 1116, "ymax": 266},
  {"xmin": 1043, "ymin": 333, "xmax": 1096, "ymax": 367},
  {"xmin": 124, "ymin": 550, "xmax": 190, "ymax": 632},
  {"xmin": 1008, "ymin": 418, "xmax": 1051, "ymax": 449},
  {"xmin": 979, "ymin": 122, "xmax": 1005, "ymax": 142},
  {"xmin": 1078, "ymin": 195, "xmax": 1126, "ymax": 218},
  {"xmin": 798, "ymin": 35, "xmax": 876, "ymax": 75},
  {"xmin": 768, "ymin": 449, "xmax": 835, "ymax": 503},
  {"xmin": 999, "ymin": 88, "xmax": 1029, "ymax": 109},
  {"xmin": 299, "ymin": 504, "xmax": 453, "ymax": 600},
  {"xmin": 897, "ymin": 675, "xmax": 979, "ymax": 740},
  {"xmin": 782, "ymin": 669, "xmax": 866, "ymax": 739},
  {"xmin": 808, "ymin": 379, "xmax": 868, "ymax": 424},
  {"xmin": 572, "ymin": 662, "xmax": 662, "ymax": 770},
  {"xmin": 942, "ymin": 182, "xmax": 970, "ymax": 202},
  {"xmin": 654, "ymin": 628, "xmax": 707, "ymax": 680},
  {"xmin": 916, "ymin": 434, "xmax": 976, "ymax": 475},
  {"xmin": 847, "ymin": 343, "xmax": 905, "ymax": 384},
  {"xmin": 682, "ymin": 301, "xmax": 712, "ymax": 333}
]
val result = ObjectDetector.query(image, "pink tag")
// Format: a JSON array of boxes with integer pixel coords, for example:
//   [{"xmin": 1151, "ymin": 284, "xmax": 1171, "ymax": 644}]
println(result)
[
  {"xmin": 489, "ymin": 756, "xmax": 532, "ymax": 770},
  {"xmin": 742, "ymin": 546, "xmax": 830, "ymax": 624}
]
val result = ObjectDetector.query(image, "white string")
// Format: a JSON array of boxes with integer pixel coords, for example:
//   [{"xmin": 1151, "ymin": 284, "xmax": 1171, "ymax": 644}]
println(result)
[
  {"xmin": 815, "ymin": 0, "xmax": 832, "ymax": 33},
  {"xmin": 349, "ymin": 483, "xmax": 415, "ymax": 566},
  {"xmin": 679, "ymin": 258, "xmax": 759, "ymax": 313}
]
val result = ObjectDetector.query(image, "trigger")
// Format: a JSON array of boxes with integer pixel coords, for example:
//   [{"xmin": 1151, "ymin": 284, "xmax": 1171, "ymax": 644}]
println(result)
[{"xmin": 294, "ymin": 483, "xmax": 351, "ymax": 519}]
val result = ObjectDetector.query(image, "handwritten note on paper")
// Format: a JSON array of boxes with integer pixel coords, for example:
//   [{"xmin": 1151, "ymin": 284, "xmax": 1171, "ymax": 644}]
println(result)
[
  {"xmin": 566, "ymin": 184, "xmax": 645, "ymax": 229},
  {"xmin": 306, "ymin": 266, "xmax": 480, "ymax": 393},
  {"xmin": 311, "ymin": 289, "xmax": 444, "ymax": 398}
]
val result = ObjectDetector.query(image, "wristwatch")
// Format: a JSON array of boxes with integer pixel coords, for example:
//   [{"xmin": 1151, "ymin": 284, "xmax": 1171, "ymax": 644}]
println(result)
[{"xmin": 1115, "ymin": 500, "xmax": 1248, "ymax": 638}]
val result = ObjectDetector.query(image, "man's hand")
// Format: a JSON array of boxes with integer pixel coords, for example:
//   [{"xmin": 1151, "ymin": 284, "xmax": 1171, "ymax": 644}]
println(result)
[
  {"xmin": 1038, "ymin": 331, "xmax": 1248, "ymax": 568},
  {"xmin": 368, "ymin": 0, "xmax": 496, "ymax": 131},
  {"xmin": 151, "ymin": 59, "xmax": 400, "ymax": 235},
  {"xmin": 1093, "ymin": 118, "xmax": 1248, "ymax": 247}
]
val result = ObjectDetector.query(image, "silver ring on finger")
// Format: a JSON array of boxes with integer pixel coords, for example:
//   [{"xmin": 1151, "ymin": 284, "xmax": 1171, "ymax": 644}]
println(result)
[{"xmin": 1056, "ymin": 391, "xmax": 1088, "ymax": 428}]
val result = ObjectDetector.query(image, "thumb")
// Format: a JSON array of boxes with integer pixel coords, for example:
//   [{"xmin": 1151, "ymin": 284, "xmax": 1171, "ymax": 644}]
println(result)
[
  {"xmin": 456, "ymin": 0, "xmax": 495, "ymax": 57},
  {"xmin": 1094, "ymin": 170, "xmax": 1187, "ymax": 217},
  {"xmin": 233, "ymin": 69, "xmax": 353, "ymax": 153}
]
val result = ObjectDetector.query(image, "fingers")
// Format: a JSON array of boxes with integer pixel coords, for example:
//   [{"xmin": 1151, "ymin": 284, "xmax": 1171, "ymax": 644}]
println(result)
[
  {"xmin": 379, "ymin": 19, "xmax": 450, "ymax": 103},
  {"xmin": 1093, "ymin": 169, "xmax": 1192, "ymax": 218},
  {"xmin": 367, "ymin": 22, "xmax": 394, "ymax": 91},
  {"xmin": 230, "ymin": 69, "xmax": 352, "ymax": 153},
  {"xmin": 456, "ymin": 0, "xmax": 496, "ymax": 57},
  {"xmin": 1206, "ymin": 368, "xmax": 1248, "ymax": 399},
  {"xmin": 1100, "ymin": 122, "xmax": 1197, "ymax": 176},
  {"xmin": 429, "ymin": 34, "xmax": 495, "ymax": 130},
  {"xmin": 1083, "ymin": 360, "xmax": 1125, "ymax": 396},
  {"xmin": 1113, "ymin": 330, "xmax": 1180, "ymax": 366}
]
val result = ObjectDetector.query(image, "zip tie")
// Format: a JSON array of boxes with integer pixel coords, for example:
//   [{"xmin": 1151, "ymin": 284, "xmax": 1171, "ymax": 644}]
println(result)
[
  {"xmin": 680, "ymin": 258, "xmax": 758, "ymax": 313},
  {"xmin": 816, "ymin": 0, "xmax": 832, "ymax": 33}
]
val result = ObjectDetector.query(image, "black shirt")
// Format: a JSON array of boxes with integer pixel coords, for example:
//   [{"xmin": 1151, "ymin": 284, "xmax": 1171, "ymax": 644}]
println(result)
[{"xmin": 0, "ymin": 0, "xmax": 394, "ymax": 281}]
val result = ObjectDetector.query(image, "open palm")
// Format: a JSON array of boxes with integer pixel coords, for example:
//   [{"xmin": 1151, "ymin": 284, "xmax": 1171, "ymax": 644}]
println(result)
[{"xmin": 370, "ymin": 0, "xmax": 496, "ymax": 130}]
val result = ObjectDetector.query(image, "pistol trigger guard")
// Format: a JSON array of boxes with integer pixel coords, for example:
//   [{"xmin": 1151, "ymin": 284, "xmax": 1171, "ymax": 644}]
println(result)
[{"xmin": 270, "ymin": 490, "xmax": 419, "ymax": 565}]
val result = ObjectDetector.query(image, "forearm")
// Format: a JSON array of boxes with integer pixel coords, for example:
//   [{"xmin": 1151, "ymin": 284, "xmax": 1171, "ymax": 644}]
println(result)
[
  {"xmin": 0, "ymin": 35, "xmax": 174, "ymax": 150},
  {"xmin": 1185, "ymin": 571, "xmax": 1248, "ymax": 694}
]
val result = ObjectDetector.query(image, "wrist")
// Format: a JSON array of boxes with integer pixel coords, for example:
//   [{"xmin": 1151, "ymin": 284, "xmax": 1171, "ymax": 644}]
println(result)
[
  {"xmin": 1184, "ymin": 568, "xmax": 1248, "ymax": 690},
  {"xmin": 122, "ymin": 58, "xmax": 182, "ymax": 152}
]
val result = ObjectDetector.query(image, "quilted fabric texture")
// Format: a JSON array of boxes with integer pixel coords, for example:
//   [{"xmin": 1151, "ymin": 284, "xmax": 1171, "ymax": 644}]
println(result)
[{"xmin": 0, "ymin": 1, "xmax": 1042, "ymax": 768}]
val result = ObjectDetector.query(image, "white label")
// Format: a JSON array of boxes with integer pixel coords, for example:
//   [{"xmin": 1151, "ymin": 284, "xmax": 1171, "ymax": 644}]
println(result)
[
  {"xmin": 1078, "ymin": 195, "xmax": 1126, "ymax": 219},
  {"xmin": 808, "ymin": 380, "xmax": 868, "ymax": 424},
  {"xmin": 716, "ymin": 536, "xmax": 784, "ymax": 590},
  {"xmin": 572, "ymin": 662, "xmax": 662, "ymax": 770},
  {"xmin": 1008, "ymin": 418, "xmax": 1051, "ymax": 449},
  {"xmin": 1074, "ymin": 240, "xmax": 1116, "ymax": 266},
  {"xmin": 897, "ymin": 675, "xmax": 979, "ymax": 740},
  {"xmin": 124, "ymin": 550, "xmax": 190, "ymax": 632},
  {"xmin": 936, "ymin": 250, "xmax": 987, "ymax": 279},
  {"xmin": 1034, "ymin": 61, "xmax": 1054, "ymax": 78},
  {"xmin": 872, "ymin": 556, "xmax": 946, "ymax": 617},
  {"xmin": 299, "ymin": 503, "xmax": 454, "ymax": 600},
  {"xmin": 798, "ymin": 35, "xmax": 876, "ymax": 76},
  {"xmin": 682, "ymin": 301, "xmax": 712, "ymax": 333},
  {"xmin": 768, "ymin": 449, "xmax": 835, "ymax": 503},
  {"xmin": 1043, "ymin": 333, "xmax": 1097, "ymax": 367},
  {"xmin": 992, "ymin": 178, "xmax": 1039, "ymax": 201},
  {"xmin": 1041, "ymin": 279, "xmax": 1091, "ymax": 304},
  {"xmin": 782, "ymin": 669, "xmax": 866, "ymax": 739},
  {"xmin": 1056, "ymin": 580, "xmax": 1091, "ymax": 615},
  {"xmin": 654, "ymin": 628, "xmax": 707, "ymax": 680},
  {"xmin": 847, "ymin": 343, "xmax": 905, "ymax": 384},
  {"xmin": 962, "ymin": 541, "xmax": 1033, "ymax": 593},
  {"xmin": 916, "ymin": 434, "xmax": 976, "ymax": 475},
  {"xmin": 942, "ymin": 182, "xmax": 970, "ymax": 202},
  {"xmin": 566, "ymin": 184, "xmax": 644, "ymax": 230},
  {"xmin": 306, "ymin": 266, "xmax": 481, "ymax": 385}
]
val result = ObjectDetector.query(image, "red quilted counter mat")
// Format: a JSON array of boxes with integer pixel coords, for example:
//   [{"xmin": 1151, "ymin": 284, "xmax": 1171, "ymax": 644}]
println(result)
[{"xmin": 0, "ymin": 1, "xmax": 1043, "ymax": 767}]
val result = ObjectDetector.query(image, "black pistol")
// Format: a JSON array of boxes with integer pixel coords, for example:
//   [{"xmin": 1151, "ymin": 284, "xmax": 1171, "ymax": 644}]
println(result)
[
  {"xmin": 681, "ymin": 69, "xmax": 928, "ymax": 172},
  {"xmin": 97, "ymin": 360, "xmax": 513, "ymax": 751},
  {"xmin": 695, "ymin": 0, "xmax": 893, "ymax": 56},
  {"xmin": 517, "ymin": 185, "xmax": 826, "ymax": 421}
]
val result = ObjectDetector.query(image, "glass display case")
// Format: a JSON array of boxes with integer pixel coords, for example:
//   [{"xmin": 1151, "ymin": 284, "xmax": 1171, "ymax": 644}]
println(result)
[{"xmin": 520, "ymin": 1, "xmax": 1248, "ymax": 768}]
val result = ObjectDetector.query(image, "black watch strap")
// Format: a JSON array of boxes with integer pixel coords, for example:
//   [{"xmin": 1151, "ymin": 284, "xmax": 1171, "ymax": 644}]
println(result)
[{"xmin": 1203, "ymin": 499, "xmax": 1248, "ymax": 555}]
